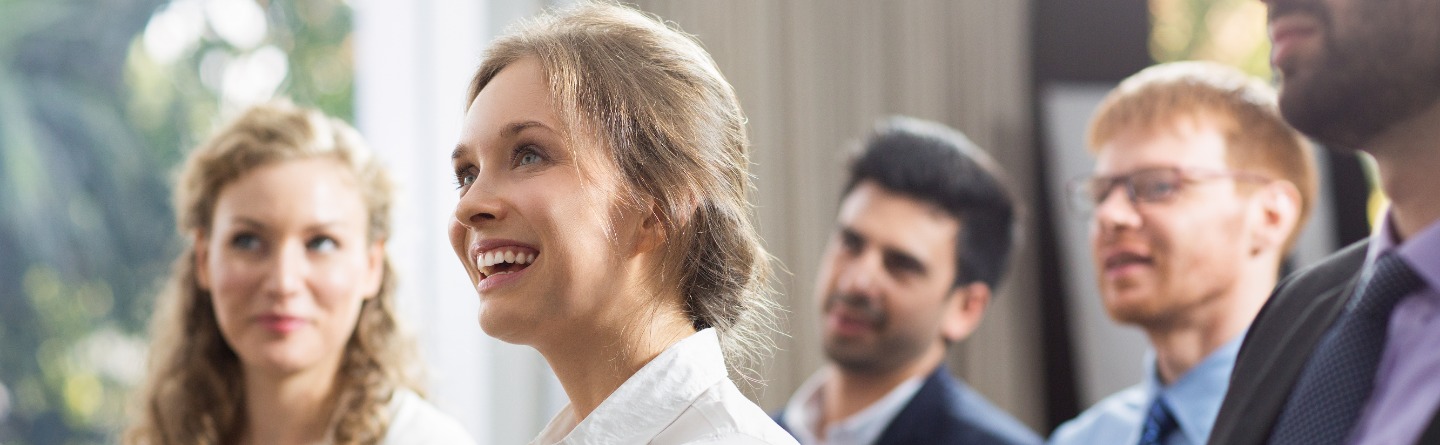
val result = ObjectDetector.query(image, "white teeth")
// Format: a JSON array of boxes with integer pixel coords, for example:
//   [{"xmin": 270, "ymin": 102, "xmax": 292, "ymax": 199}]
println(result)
[{"xmin": 474, "ymin": 249, "xmax": 538, "ymax": 272}]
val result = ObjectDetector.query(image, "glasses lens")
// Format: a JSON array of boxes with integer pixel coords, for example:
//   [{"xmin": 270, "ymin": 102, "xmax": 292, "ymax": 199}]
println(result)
[
  {"xmin": 1130, "ymin": 169, "xmax": 1183, "ymax": 203},
  {"xmin": 1067, "ymin": 177, "xmax": 1107, "ymax": 214}
]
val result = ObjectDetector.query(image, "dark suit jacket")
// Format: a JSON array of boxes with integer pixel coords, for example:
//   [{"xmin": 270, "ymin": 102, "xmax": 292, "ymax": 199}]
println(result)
[
  {"xmin": 1208, "ymin": 240, "xmax": 1440, "ymax": 444},
  {"xmin": 773, "ymin": 365, "xmax": 1041, "ymax": 445}
]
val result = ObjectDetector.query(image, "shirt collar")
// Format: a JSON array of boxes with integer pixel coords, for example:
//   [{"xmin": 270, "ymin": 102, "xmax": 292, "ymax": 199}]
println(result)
[
  {"xmin": 782, "ymin": 367, "xmax": 926, "ymax": 445},
  {"xmin": 532, "ymin": 328, "xmax": 728, "ymax": 445},
  {"xmin": 1140, "ymin": 333, "xmax": 1244, "ymax": 445},
  {"xmin": 1366, "ymin": 210, "xmax": 1440, "ymax": 297}
]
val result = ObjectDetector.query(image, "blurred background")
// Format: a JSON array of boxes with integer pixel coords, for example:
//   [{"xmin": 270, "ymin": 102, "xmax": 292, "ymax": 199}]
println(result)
[{"xmin": 0, "ymin": 0, "xmax": 1377, "ymax": 444}]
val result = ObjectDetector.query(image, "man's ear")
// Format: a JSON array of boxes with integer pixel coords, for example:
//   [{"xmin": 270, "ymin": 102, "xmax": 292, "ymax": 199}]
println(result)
[
  {"xmin": 363, "ymin": 238, "xmax": 387, "ymax": 300},
  {"xmin": 194, "ymin": 230, "xmax": 213, "ymax": 291},
  {"xmin": 1250, "ymin": 180, "xmax": 1302, "ymax": 256},
  {"xmin": 941, "ymin": 281, "xmax": 992, "ymax": 344}
]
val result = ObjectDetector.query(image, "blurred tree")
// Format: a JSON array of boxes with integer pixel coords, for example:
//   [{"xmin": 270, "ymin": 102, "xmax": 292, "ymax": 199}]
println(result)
[
  {"xmin": 1150, "ymin": 0, "xmax": 1272, "ymax": 79},
  {"xmin": 0, "ymin": 0, "xmax": 352, "ymax": 443}
]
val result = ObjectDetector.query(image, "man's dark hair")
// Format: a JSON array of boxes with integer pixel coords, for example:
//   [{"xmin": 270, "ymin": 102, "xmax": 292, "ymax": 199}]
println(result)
[{"xmin": 842, "ymin": 116, "xmax": 1019, "ymax": 291}]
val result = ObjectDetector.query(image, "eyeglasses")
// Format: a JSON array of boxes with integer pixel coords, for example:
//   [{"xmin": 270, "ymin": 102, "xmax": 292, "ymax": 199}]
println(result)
[{"xmin": 1066, "ymin": 167, "xmax": 1271, "ymax": 215}]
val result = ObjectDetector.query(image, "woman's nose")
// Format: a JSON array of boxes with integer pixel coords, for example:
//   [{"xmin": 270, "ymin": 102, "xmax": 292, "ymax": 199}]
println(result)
[
  {"xmin": 263, "ymin": 242, "xmax": 308, "ymax": 300},
  {"xmin": 454, "ymin": 178, "xmax": 506, "ymax": 229}
]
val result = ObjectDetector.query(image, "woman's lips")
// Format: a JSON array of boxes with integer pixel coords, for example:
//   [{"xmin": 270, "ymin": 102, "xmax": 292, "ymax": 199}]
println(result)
[
  {"xmin": 468, "ymin": 241, "xmax": 539, "ymax": 293},
  {"xmin": 256, "ymin": 314, "xmax": 307, "ymax": 334},
  {"xmin": 473, "ymin": 246, "xmax": 539, "ymax": 279}
]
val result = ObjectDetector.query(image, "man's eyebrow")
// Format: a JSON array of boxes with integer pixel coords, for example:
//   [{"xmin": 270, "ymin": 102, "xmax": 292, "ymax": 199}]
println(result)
[{"xmin": 883, "ymin": 247, "xmax": 928, "ymax": 275}]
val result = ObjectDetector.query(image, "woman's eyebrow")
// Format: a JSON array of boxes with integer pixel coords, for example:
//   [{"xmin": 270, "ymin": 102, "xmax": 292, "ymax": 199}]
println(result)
[
  {"xmin": 502, "ymin": 120, "xmax": 550, "ymax": 138},
  {"xmin": 451, "ymin": 121, "xmax": 553, "ymax": 160}
]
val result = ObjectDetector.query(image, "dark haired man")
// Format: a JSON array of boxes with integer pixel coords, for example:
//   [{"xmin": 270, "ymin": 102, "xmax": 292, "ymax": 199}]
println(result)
[
  {"xmin": 774, "ymin": 117, "xmax": 1040, "ymax": 445},
  {"xmin": 1208, "ymin": 0, "xmax": 1440, "ymax": 443}
]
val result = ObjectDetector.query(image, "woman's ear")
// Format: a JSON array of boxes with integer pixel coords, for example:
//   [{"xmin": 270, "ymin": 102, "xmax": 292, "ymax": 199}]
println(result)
[
  {"xmin": 363, "ymin": 238, "xmax": 387, "ymax": 300},
  {"xmin": 635, "ymin": 202, "xmax": 668, "ymax": 255},
  {"xmin": 194, "ymin": 230, "xmax": 212, "ymax": 291}
]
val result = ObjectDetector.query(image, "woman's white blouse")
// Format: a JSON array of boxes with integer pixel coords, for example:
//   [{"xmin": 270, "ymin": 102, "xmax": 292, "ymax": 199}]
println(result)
[
  {"xmin": 382, "ymin": 388, "xmax": 479, "ymax": 445},
  {"xmin": 531, "ymin": 328, "xmax": 800, "ymax": 445}
]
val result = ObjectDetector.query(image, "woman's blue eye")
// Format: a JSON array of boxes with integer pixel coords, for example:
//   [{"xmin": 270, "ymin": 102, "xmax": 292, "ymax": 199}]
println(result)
[
  {"xmin": 307, "ymin": 236, "xmax": 338, "ymax": 252},
  {"xmin": 231, "ymin": 234, "xmax": 261, "ymax": 250},
  {"xmin": 518, "ymin": 151, "xmax": 541, "ymax": 166},
  {"xmin": 454, "ymin": 168, "xmax": 477, "ymax": 190}
]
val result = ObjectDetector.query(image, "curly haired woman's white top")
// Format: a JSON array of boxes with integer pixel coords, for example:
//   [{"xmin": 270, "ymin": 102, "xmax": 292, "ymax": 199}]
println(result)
[
  {"xmin": 382, "ymin": 388, "xmax": 478, "ymax": 444},
  {"xmin": 530, "ymin": 329, "xmax": 799, "ymax": 445}
]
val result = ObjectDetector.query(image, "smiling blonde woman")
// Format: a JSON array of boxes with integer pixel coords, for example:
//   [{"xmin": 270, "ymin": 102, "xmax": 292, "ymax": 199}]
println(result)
[{"xmin": 125, "ymin": 101, "xmax": 474, "ymax": 445}]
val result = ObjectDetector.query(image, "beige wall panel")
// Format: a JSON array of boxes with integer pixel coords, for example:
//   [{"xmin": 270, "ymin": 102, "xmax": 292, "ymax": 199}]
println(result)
[{"xmin": 631, "ymin": 0, "xmax": 1042, "ymax": 430}]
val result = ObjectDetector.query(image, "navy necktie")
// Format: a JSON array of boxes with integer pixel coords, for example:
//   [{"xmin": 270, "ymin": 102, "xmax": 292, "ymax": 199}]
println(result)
[
  {"xmin": 1269, "ymin": 253, "xmax": 1425, "ymax": 445},
  {"xmin": 1138, "ymin": 397, "xmax": 1177, "ymax": 445}
]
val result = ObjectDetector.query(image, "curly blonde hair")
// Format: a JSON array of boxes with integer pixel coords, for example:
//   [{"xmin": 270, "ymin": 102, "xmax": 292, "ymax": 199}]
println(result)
[
  {"xmin": 467, "ymin": 1, "xmax": 779, "ymax": 378},
  {"xmin": 124, "ymin": 100, "xmax": 421, "ymax": 445}
]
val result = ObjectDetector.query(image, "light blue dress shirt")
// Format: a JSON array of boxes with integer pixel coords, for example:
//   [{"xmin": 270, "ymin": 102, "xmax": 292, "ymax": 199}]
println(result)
[{"xmin": 1046, "ymin": 334, "xmax": 1243, "ymax": 445}]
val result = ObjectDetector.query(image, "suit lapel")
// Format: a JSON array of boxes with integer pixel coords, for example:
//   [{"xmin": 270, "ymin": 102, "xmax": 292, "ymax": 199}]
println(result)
[
  {"xmin": 1418, "ymin": 403, "xmax": 1440, "ymax": 444},
  {"xmin": 874, "ymin": 366, "xmax": 948, "ymax": 445},
  {"xmin": 1211, "ymin": 241, "xmax": 1371, "ymax": 445},
  {"xmin": 1245, "ymin": 274, "xmax": 1362, "ymax": 441}
]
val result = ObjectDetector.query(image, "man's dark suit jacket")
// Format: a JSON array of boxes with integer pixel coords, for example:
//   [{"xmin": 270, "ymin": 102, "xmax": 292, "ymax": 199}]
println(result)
[
  {"xmin": 773, "ymin": 365, "xmax": 1041, "ymax": 445},
  {"xmin": 1208, "ymin": 240, "xmax": 1440, "ymax": 444}
]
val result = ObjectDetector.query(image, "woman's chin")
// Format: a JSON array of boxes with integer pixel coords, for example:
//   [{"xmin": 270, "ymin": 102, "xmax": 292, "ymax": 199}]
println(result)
[
  {"xmin": 238, "ymin": 346, "xmax": 324, "ymax": 376},
  {"xmin": 476, "ymin": 305, "xmax": 539, "ymax": 346}
]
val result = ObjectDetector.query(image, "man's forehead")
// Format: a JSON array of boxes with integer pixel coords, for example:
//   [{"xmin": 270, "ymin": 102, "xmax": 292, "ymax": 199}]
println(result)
[
  {"xmin": 1094, "ymin": 121, "xmax": 1231, "ymax": 174},
  {"xmin": 838, "ymin": 183, "xmax": 961, "ymax": 256}
]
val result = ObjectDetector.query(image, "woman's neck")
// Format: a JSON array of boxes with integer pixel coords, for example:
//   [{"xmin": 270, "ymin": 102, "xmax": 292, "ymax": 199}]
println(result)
[
  {"xmin": 539, "ymin": 300, "xmax": 696, "ymax": 422},
  {"xmin": 241, "ymin": 365, "xmax": 341, "ymax": 445}
]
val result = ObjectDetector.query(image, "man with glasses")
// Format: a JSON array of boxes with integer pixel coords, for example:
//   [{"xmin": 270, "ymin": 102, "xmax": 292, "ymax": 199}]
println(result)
[
  {"xmin": 1048, "ymin": 61, "xmax": 1316, "ymax": 445},
  {"xmin": 1209, "ymin": 0, "xmax": 1440, "ymax": 443}
]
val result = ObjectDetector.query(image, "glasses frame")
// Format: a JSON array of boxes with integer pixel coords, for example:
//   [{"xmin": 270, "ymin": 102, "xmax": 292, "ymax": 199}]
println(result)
[{"xmin": 1065, "ymin": 166, "xmax": 1272, "ymax": 216}]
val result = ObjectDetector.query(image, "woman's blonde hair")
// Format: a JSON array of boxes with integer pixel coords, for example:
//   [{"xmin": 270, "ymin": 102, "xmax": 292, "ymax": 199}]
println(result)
[
  {"xmin": 124, "ymin": 100, "xmax": 420, "ymax": 445},
  {"xmin": 467, "ymin": 1, "xmax": 778, "ymax": 375}
]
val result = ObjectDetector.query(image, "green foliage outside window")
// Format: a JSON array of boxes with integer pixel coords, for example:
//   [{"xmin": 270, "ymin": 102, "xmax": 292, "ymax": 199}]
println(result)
[
  {"xmin": 1151, "ymin": 0, "xmax": 1272, "ymax": 80},
  {"xmin": 0, "ymin": 0, "xmax": 353, "ymax": 443}
]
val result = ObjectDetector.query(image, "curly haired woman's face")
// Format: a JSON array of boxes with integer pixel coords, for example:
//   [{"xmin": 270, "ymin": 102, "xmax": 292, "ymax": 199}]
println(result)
[
  {"xmin": 449, "ymin": 57, "xmax": 652, "ymax": 346},
  {"xmin": 197, "ymin": 158, "xmax": 384, "ymax": 376}
]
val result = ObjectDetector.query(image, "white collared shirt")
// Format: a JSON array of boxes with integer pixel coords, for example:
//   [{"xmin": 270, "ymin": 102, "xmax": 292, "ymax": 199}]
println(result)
[
  {"xmin": 530, "ymin": 328, "xmax": 799, "ymax": 445},
  {"xmin": 381, "ymin": 388, "xmax": 478, "ymax": 445},
  {"xmin": 780, "ymin": 368, "xmax": 926, "ymax": 445}
]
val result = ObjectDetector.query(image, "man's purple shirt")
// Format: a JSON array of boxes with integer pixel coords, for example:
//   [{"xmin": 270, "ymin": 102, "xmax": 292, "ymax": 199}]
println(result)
[{"xmin": 1349, "ymin": 213, "xmax": 1440, "ymax": 445}]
